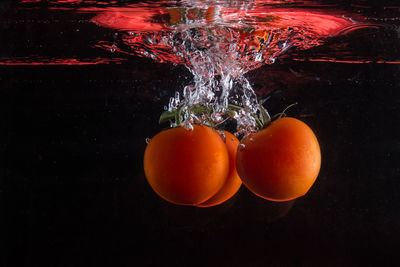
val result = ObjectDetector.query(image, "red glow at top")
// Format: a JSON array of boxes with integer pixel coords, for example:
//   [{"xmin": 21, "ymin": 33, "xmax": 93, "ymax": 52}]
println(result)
[
  {"xmin": 90, "ymin": 7, "xmax": 165, "ymax": 32},
  {"xmin": 245, "ymin": 10, "xmax": 354, "ymax": 36},
  {"xmin": 15, "ymin": 1, "xmax": 390, "ymax": 67},
  {"xmin": 89, "ymin": 4, "xmax": 358, "ymax": 35},
  {"xmin": 88, "ymin": 1, "xmax": 366, "ymax": 70}
]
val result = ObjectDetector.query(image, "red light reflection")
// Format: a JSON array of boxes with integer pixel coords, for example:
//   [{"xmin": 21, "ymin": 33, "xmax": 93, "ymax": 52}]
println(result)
[
  {"xmin": 89, "ymin": 2, "xmax": 366, "ymax": 71},
  {"xmin": 0, "ymin": 57, "xmax": 126, "ymax": 66},
  {"xmin": 13, "ymin": 0, "xmax": 392, "ymax": 66},
  {"xmin": 90, "ymin": 7, "xmax": 165, "ymax": 32}
]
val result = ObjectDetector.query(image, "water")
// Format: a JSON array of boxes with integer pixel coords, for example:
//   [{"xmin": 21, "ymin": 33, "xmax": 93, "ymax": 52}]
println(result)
[
  {"xmin": 2, "ymin": 0, "xmax": 400, "ymax": 135},
  {"xmin": 88, "ymin": 0, "xmax": 393, "ymax": 134},
  {"xmin": 3, "ymin": 1, "xmax": 400, "ymax": 266}
]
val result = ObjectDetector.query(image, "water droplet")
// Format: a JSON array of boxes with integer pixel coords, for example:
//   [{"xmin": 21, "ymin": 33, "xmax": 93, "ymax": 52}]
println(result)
[
  {"xmin": 238, "ymin": 144, "xmax": 246, "ymax": 151},
  {"xmin": 110, "ymin": 44, "xmax": 116, "ymax": 53},
  {"xmin": 217, "ymin": 130, "xmax": 226, "ymax": 142},
  {"xmin": 183, "ymin": 121, "xmax": 194, "ymax": 131},
  {"xmin": 145, "ymin": 138, "xmax": 151, "ymax": 144}
]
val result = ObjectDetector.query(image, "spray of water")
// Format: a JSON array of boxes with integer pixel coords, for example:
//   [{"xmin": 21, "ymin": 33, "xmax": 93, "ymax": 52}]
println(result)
[
  {"xmin": 154, "ymin": 17, "xmax": 281, "ymax": 135},
  {"xmin": 90, "ymin": 1, "xmax": 363, "ymax": 134}
]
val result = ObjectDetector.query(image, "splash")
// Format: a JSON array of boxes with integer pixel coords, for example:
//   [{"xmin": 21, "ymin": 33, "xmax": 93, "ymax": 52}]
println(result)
[
  {"xmin": 13, "ymin": 0, "xmax": 384, "ymax": 134},
  {"xmin": 90, "ymin": 1, "xmax": 367, "ymax": 134}
]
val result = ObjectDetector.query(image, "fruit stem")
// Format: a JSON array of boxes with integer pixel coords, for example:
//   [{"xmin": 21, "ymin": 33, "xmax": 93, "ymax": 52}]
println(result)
[
  {"xmin": 158, "ymin": 101, "xmax": 297, "ymax": 133},
  {"xmin": 159, "ymin": 110, "xmax": 176, "ymax": 124},
  {"xmin": 255, "ymin": 116, "xmax": 264, "ymax": 129},
  {"xmin": 272, "ymin": 102, "xmax": 298, "ymax": 120},
  {"xmin": 227, "ymin": 104, "xmax": 243, "ymax": 110},
  {"xmin": 176, "ymin": 105, "xmax": 185, "ymax": 125}
]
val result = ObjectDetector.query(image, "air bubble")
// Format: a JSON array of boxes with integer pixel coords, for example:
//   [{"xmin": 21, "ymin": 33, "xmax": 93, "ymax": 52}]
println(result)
[
  {"xmin": 217, "ymin": 130, "xmax": 226, "ymax": 143},
  {"xmin": 183, "ymin": 121, "xmax": 194, "ymax": 131},
  {"xmin": 110, "ymin": 44, "xmax": 116, "ymax": 53},
  {"xmin": 238, "ymin": 144, "xmax": 246, "ymax": 151}
]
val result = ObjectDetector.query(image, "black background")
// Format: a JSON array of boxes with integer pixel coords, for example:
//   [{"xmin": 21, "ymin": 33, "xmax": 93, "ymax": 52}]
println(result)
[{"xmin": 1, "ymin": 1, "xmax": 400, "ymax": 266}]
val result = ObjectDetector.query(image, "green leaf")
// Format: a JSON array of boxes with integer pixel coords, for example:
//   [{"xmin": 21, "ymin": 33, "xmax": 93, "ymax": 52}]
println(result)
[
  {"xmin": 225, "ymin": 110, "xmax": 237, "ymax": 117},
  {"xmin": 227, "ymin": 104, "xmax": 243, "ymax": 110},
  {"xmin": 279, "ymin": 102, "xmax": 298, "ymax": 119},
  {"xmin": 159, "ymin": 110, "xmax": 176, "ymax": 124},
  {"xmin": 259, "ymin": 102, "xmax": 271, "ymax": 126},
  {"xmin": 190, "ymin": 105, "xmax": 209, "ymax": 115},
  {"xmin": 255, "ymin": 116, "xmax": 264, "ymax": 130}
]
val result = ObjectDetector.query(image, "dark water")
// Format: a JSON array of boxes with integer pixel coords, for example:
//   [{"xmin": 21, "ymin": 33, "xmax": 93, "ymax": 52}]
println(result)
[{"xmin": 1, "ymin": 1, "xmax": 400, "ymax": 266}]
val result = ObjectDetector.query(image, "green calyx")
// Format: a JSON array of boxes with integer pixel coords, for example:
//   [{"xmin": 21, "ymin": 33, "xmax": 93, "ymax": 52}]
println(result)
[
  {"xmin": 159, "ymin": 101, "xmax": 298, "ymax": 131},
  {"xmin": 159, "ymin": 104, "xmax": 212, "ymax": 126}
]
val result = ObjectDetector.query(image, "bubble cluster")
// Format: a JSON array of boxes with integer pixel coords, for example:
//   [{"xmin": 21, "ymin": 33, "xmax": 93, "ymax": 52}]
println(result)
[{"xmin": 90, "ymin": 1, "xmax": 360, "ymax": 134}]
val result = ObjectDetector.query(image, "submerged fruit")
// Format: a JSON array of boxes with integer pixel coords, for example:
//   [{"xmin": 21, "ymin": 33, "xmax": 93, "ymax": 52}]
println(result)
[
  {"xmin": 143, "ymin": 125, "xmax": 229, "ymax": 205},
  {"xmin": 236, "ymin": 117, "xmax": 321, "ymax": 201},
  {"xmin": 197, "ymin": 131, "xmax": 242, "ymax": 207}
]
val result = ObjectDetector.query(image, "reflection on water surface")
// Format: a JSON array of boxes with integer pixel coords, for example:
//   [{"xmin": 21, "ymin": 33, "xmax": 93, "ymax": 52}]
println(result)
[
  {"xmin": 5, "ymin": 0, "xmax": 400, "ymax": 65},
  {"xmin": 3, "ymin": 0, "xmax": 399, "ymax": 133}
]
